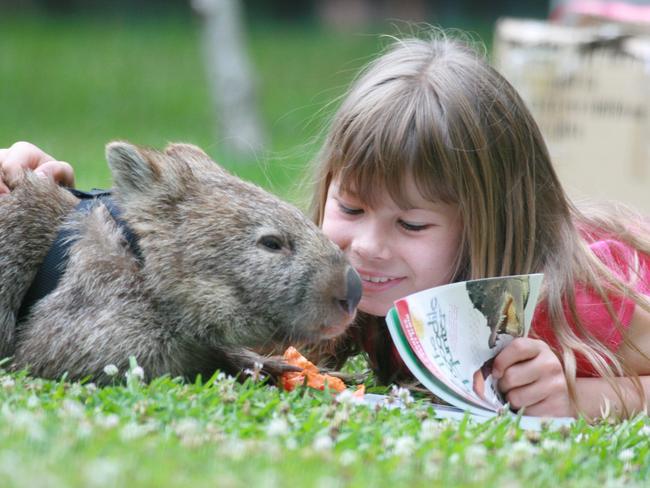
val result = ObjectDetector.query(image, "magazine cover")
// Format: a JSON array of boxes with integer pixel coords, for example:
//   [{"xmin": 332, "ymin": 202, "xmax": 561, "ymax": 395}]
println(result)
[{"xmin": 386, "ymin": 274, "xmax": 544, "ymax": 416}]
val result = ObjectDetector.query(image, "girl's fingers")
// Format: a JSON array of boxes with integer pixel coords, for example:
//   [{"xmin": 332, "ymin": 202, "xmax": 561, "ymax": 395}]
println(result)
[
  {"xmin": 492, "ymin": 338, "xmax": 545, "ymax": 379},
  {"xmin": 0, "ymin": 148, "xmax": 10, "ymax": 194},
  {"xmin": 504, "ymin": 381, "xmax": 549, "ymax": 410},
  {"xmin": 509, "ymin": 376, "xmax": 574, "ymax": 417},
  {"xmin": 34, "ymin": 160, "xmax": 75, "ymax": 188},
  {"xmin": 496, "ymin": 359, "xmax": 538, "ymax": 393},
  {"xmin": 1, "ymin": 141, "xmax": 55, "ymax": 187}
]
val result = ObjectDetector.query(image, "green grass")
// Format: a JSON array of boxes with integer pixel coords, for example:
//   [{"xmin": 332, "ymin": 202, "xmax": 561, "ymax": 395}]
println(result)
[
  {"xmin": 0, "ymin": 14, "xmax": 384, "ymax": 205},
  {"xmin": 1, "ymin": 364, "xmax": 650, "ymax": 487},
  {"xmin": 4, "ymin": 13, "xmax": 643, "ymax": 488}
]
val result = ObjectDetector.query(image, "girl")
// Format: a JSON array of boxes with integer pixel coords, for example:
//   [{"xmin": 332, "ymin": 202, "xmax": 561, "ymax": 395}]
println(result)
[
  {"xmin": 308, "ymin": 33, "xmax": 650, "ymax": 419},
  {"xmin": 4, "ymin": 32, "xmax": 650, "ymax": 420}
]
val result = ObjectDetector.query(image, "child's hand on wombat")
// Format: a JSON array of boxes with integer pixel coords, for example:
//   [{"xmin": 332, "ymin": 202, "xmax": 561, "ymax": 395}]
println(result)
[{"xmin": 0, "ymin": 141, "xmax": 75, "ymax": 195}]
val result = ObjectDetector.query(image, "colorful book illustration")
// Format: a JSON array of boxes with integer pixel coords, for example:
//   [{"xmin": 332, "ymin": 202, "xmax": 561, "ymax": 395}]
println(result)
[{"xmin": 386, "ymin": 274, "xmax": 548, "ymax": 418}]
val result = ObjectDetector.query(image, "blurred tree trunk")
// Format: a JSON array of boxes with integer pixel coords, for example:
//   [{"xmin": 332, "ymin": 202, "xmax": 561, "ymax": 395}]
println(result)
[{"xmin": 192, "ymin": 0, "xmax": 266, "ymax": 159}]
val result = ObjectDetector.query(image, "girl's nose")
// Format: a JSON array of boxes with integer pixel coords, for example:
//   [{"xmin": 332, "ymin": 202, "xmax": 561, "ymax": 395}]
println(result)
[{"xmin": 350, "ymin": 227, "xmax": 392, "ymax": 261}]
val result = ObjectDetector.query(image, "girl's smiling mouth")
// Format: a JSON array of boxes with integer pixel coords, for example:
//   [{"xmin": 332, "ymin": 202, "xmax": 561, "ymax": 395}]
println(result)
[{"xmin": 357, "ymin": 270, "xmax": 405, "ymax": 292}]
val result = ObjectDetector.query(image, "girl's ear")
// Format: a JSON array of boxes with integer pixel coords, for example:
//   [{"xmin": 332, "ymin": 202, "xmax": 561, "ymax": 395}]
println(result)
[{"xmin": 106, "ymin": 141, "xmax": 162, "ymax": 194}]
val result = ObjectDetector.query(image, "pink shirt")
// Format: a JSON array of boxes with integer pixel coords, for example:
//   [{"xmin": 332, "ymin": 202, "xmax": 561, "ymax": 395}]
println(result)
[{"xmin": 532, "ymin": 238, "xmax": 650, "ymax": 377}]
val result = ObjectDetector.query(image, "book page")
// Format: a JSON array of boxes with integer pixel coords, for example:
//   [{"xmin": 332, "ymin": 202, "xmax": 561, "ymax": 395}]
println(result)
[
  {"xmin": 392, "ymin": 274, "xmax": 544, "ymax": 411},
  {"xmin": 386, "ymin": 308, "xmax": 498, "ymax": 415}
]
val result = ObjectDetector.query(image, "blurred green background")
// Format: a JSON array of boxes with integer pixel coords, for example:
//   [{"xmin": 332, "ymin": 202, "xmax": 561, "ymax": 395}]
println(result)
[{"xmin": 0, "ymin": 0, "xmax": 548, "ymax": 207}]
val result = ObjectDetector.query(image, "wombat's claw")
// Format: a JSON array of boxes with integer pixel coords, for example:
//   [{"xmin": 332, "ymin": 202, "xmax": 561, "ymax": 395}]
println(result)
[
  {"xmin": 260, "ymin": 355, "xmax": 302, "ymax": 377},
  {"xmin": 224, "ymin": 348, "xmax": 300, "ymax": 381}
]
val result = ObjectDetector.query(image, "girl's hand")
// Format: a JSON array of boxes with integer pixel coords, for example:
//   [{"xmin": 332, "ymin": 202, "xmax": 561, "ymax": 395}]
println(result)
[
  {"xmin": 492, "ymin": 337, "xmax": 574, "ymax": 417},
  {"xmin": 0, "ymin": 141, "xmax": 75, "ymax": 195}
]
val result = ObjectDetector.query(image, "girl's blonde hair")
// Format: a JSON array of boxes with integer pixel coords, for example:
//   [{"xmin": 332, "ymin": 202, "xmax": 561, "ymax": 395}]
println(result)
[{"xmin": 309, "ymin": 32, "xmax": 650, "ymax": 416}]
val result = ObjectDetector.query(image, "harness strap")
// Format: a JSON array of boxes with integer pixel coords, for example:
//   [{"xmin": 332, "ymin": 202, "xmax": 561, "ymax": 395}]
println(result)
[{"xmin": 16, "ymin": 188, "xmax": 143, "ymax": 322}]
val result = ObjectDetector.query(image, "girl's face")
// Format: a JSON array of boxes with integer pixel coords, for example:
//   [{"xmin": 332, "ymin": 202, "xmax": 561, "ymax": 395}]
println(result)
[{"xmin": 322, "ymin": 177, "xmax": 463, "ymax": 317}]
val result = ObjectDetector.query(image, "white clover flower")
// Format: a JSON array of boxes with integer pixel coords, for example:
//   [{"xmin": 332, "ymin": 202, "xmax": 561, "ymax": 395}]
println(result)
[
  {"xmin": 120, "ymin": 422, "xmax": 149, "ymax": 441},
  {"xmin": 25, "ymin": 420, "xmax": 46, "ymax": 442},
  {"xmin": 541, "ymin": 439, "xmax": 568, "ymax": 453},
  {"xmin": 285, "ymin": 437, "xmax": 299, "ymax": 450},
  {"xmin": 393, "ymin": 436, "xmax": 416, "ymax": 457},
  {"xmin": 62, "ymin": 399, "xmax": 85, "ymax": 419},
  {"xmin": 266, "ymin": 417, "xmax": 290, "ymax": 437},
  {"xmin": 332, "ymin": 410, "xmax": 350, "ymax": 426},
  {"xmin": 12, "ymin": 410, "xmax": 45, "ymax": 441},
  {"xmin": 339, "ymin": 450, "xmax": 357, "ymax": 466},
  {"xmin": 26, "ymin": 395, "xmax": 40, "ymax": 409},
  {"xmin": 76, "ymin": 420, "xmax": 93, "ymax": 439},
  {"xmin": 130, "ymin": 366, "xmax": 145, "ymax": 380},
  {"xmin": 506, "ymin": 440, "xmax": 538, "ymax": 468},
  {"xmin": 223, "ymin": 438, "xmax": 249, "ymax": 460},
  {"xmin": 83, "ymin": 458, "xmax": 122, "ymax": 488},
  {"xmin": 103, "ymin": 364, "xmax": 118, "ymax": 377},
  {"xmin": 465, "ymin": 444, "xmax": 488, "ymax": 467},
  {"xmin": 312, "ymin": 434, "xmax": 334, "ymax": 451},
  {"xmin": 174, "ymin": 418, "xmax": 201, "ymax": 438},
  {"xmin": 335, "ymin": 389, "xmax": 355, "ymax": 405},
  {"xmin": 96, "ymin": 413, "xmax": 120, "ymax": 429},
  {"xmin": 389, "ymin": 385, "xmax": 413, "ymax": 405},
  {"xmin": 511, "ymin": 440, "xmax": 538, "ymax": 456},
  {"xmin": 619, "ymin": 448, "xmax": 635, "ymax": 463},
  {"xmin": 1, "ymin": 376, "xmax": 15, "ymax": 390},
  {"xmin": 423, "ymin": 458, "xmax": 441, "ymax": 478},
  {"xmin": 68, "ymin": 383, "xmax": 84, "ymax": 398},
  {"xmin": 243, "ymin": 362, "xmax": 266, "ymax": 382},
  {"xmin": 419, "ymin": 418, "xmax": 445, "ymax": 441}
]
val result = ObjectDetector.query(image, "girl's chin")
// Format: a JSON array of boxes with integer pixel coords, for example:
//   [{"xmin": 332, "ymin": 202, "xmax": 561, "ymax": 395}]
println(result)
[{"xmin": 358, "ymin": 298, "xmax": 393, "ymax": 317}]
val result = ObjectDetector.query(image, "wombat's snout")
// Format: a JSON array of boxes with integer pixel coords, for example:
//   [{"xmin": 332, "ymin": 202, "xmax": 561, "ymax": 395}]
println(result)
[{"xmin": 337, "ymin": 266, "xmax": 362, "ymax": 315}]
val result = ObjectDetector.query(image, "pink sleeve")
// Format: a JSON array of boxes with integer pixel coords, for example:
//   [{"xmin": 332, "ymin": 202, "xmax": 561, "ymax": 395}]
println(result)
[
  {"xmin": 532, "ymin": 239, "xmax": 650, "ymax": 376},
  {"xmin": 583, "ymin": 239, "xmax": 650, "ymax": 349}
]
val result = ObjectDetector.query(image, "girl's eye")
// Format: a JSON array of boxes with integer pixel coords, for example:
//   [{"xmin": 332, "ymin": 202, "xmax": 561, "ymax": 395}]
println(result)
[
  {"xmin": 338, "ymin": 202, "xmax": 363, "ymax": 215},
  {"xmin": 399, "ymin": 220, "xmax": 430, "ymax": 232}
]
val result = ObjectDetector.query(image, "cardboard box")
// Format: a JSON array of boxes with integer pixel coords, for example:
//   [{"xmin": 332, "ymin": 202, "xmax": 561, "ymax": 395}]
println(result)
[
  {"xmin": 493, "ymin": 18, "xmax": 650, "ymax": 214},
  {"xmin": 549, "ymin": 0, "xmax": 650, "ymax": 35}
]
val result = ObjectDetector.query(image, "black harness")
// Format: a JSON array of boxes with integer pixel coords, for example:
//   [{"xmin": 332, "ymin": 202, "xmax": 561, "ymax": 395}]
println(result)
[{"xmin": 17, "ymin": 188, "xmax": 143, "ymax": 322}]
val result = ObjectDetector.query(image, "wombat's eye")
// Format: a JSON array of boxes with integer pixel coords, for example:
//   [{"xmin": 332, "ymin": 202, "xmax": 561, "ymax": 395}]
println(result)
[{"xmin": 257, "ymin": 235, "xmax": 285, "ymax": 252}]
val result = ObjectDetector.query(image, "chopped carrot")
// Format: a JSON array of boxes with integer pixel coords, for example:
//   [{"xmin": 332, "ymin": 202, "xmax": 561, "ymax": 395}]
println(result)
[{"xmin": 280, "ymin": 346, "xmax": 347, "ymax": 393}]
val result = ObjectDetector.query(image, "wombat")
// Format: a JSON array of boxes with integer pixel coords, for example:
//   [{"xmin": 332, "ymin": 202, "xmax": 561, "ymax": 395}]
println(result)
[{"xmin": 0, "ymin": 142, "xmax": 361, "ymax": 385}]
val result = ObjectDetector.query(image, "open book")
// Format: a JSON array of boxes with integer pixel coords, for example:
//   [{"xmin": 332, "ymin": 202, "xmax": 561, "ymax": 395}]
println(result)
[{"xmin": 385, "ymin": 274, "xmax": 571, "ymax": 426}]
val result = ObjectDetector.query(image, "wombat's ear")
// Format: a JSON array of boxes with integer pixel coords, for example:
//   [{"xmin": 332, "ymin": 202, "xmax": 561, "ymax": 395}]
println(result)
[
  {"xmin": 164, "ymin": 143, "xmax": 208, "ymax": 160},
  {"xmin": 163, "ymin": 143, "xmax": 224, "ymax": 172},
  {"xmin": 106, "ymin": 141, "xmax": 162, "ymax": 193}
]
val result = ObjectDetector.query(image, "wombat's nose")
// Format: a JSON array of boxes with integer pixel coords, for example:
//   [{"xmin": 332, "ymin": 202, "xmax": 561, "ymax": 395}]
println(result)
[{"xmin": 337, "ymin": 266, "xmax": 362, "ymax": 315}]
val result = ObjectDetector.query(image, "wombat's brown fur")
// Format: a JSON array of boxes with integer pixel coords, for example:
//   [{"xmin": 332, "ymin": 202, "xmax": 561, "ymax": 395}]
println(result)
[{"xmin": 0, "ymin": 142, "xmax": 360, "ymax": 384}]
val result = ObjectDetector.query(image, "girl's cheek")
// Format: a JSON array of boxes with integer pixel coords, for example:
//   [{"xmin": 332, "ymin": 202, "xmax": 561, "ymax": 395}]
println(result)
[{"xmin": 321, "ymin": 210, "xmax": 345, "ymax": 249}]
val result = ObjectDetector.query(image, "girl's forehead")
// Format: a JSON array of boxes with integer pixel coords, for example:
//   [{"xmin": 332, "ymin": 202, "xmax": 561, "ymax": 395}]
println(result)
[{"xmin": 330, "ymin": 173, "xmax": 445, "ymax": 211}]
